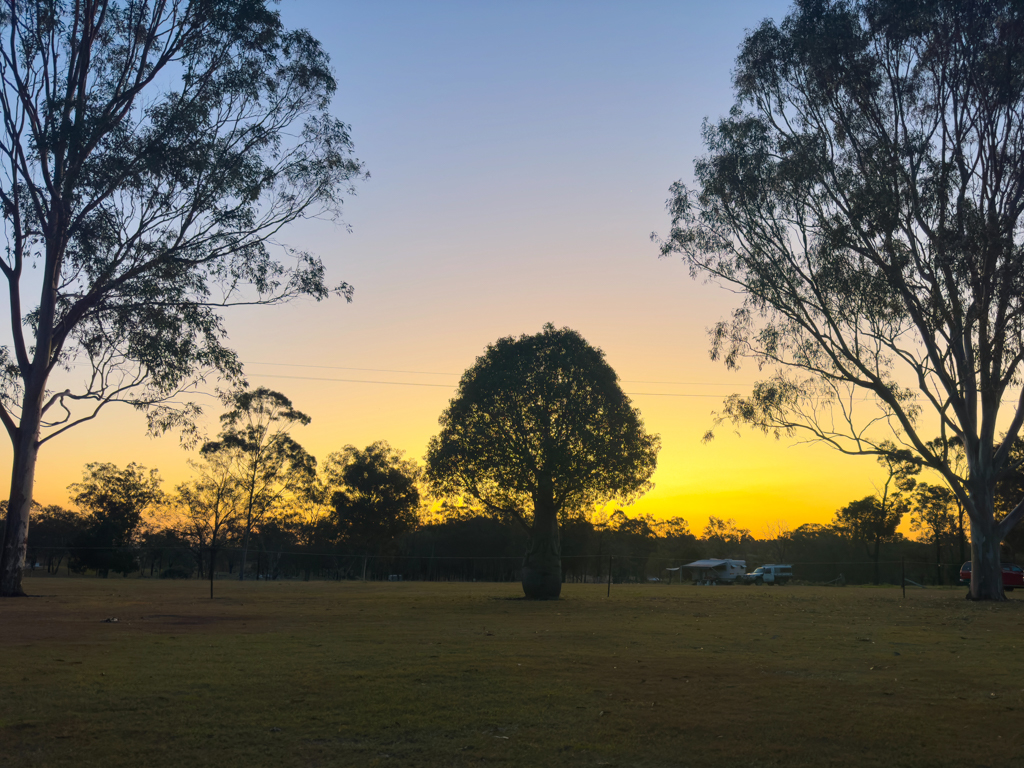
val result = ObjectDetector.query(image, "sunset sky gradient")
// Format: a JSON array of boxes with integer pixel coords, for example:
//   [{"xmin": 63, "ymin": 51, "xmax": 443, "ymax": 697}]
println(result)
[{"xmin": 16, "ymin": 0, "xmax": 900, "ymax": 534}]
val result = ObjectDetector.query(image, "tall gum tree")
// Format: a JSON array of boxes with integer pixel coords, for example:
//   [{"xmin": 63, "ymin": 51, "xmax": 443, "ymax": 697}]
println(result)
[
  {"xmin": 657, "ymin": 0, "xmax": 1024, "ymax": 600},
  {"xmin": 0, "ymin": 1, "xmax": 363, "ymax": 596},
  {"xmin": 425, "ymin": 324, "xmax": 660, "ymax": 600}
]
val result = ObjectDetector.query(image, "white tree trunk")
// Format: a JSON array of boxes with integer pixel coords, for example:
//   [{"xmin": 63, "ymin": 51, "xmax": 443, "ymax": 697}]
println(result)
[{"xmin": 0, "ymin": 398, "xmax": 42, "ymax": 597}]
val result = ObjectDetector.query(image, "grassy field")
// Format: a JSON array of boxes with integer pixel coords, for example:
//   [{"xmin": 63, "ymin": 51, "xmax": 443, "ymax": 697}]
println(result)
[{"xmin": 1, "ymin": 578, "xmax": 1022, "ymax": 768}]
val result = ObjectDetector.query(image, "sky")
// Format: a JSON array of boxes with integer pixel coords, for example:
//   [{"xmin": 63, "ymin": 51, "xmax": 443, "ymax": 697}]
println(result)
[{"xmin": 18, "ymin": 0, "xmax": 903, "ymax": 535}]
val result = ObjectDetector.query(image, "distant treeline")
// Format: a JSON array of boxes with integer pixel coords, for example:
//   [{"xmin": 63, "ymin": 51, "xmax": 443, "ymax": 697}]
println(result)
[
  {"xmin": 6, "ymin": 386, "xmax": 1024, "ymax": 588},
  {"xmin": 9, "ymin": 501, "xmax": 1011, "ymax": 587}
]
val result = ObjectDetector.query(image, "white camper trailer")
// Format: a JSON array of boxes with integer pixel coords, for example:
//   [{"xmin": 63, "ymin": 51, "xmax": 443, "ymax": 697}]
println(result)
[{"xmin": 672, "ymin": 559, "xmax": 747, "ymax": 585}]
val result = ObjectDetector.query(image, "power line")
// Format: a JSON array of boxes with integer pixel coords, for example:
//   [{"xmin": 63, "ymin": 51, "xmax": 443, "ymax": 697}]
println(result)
[
  {"xmin": 242, "ymin": 360, "xmax": 739, "ymax": 387},
  {"xmin": 247, "ymin": 372, "xmax": 735, "ymax": 397},
  {"xmin": 250, "ymin": 373, "xmax": 454, "ymax": 389},
  {"xmin": 244, "ymin": 361, "xmax": 459, "ymax": 377}
]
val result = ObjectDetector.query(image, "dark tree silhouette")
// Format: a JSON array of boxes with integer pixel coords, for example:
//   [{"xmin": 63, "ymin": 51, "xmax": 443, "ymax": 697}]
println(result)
[
  {"xmin": 834, "ymin": 496, "xmax": 905, "ymax": 586},
  {"xmin": 426, "ymin": 324, "xmax": 659, "ymax": 599},
  {"xmin": 926, "ymin": 437, "xmax": 969, "ymax": 564},
  {"xmin": 909, "ymin": 482, "xmax": 957, "ymax": 583},
  {"xmin": 993, "ymin": 439, "xmax": 1024, "ymax": 561},
  {"xmin": 176, "ymin": 451, "xmax": 241, "ymax": 598},
  {"xmin": 27, "ymin": 505, "xmax": 85, "ymax": 574},
  {"xmin": 327, "ymin": 441, "xmax": 421, "ymax": 555},
  {"xmin": 201, "ymin": 388, "xmax": 315, "ymax": 581},
  {"xmin": 833, "ymin": 448, "xmax": 917, "ymax": 584},
  {"xmin": 701, "ymin": 516, "xmax": 751, "ymax": 558},
  {"xmin": 658, "ymin": 0, "xmax": 1024, "ymax": 600},
  {"xmin": 69, "ymin": 462, "xmax": 163, "ymax": 577},
  {"xmin": 0, "ymin": 1, "xmax": 363, "ymax": 596}
]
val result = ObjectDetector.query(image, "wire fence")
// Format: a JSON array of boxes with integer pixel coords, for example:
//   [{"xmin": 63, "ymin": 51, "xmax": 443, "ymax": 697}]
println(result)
[{"xmin": 21, "ymin": 544, "xmax": 969, "ymax": 587}]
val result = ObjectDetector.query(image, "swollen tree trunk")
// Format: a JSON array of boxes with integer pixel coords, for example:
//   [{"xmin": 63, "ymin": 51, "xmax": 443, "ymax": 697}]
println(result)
[
  {"xmin": 522, "ymin": 474, "xmax": 561, "ymax": 599},
  {"xmin": 962, "ymin": 475, "xmax": 1005, "ymax": 601},
  {"xmin": 0, "ymin": 398, "xmax": 43, "ymax": 597}
]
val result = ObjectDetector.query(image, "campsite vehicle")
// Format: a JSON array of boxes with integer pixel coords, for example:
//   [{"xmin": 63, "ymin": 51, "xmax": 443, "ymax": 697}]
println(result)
[
  {"xmin": 674, "ymin": 559, "xmax": 747, "ymax": 584},
  {"xmin": 958, "ymin": 562, "xmax": 1024, "ymax": 591},
  {"xmin": 740, "ymin": 564, "xmax": 793, "ymax": 585}
]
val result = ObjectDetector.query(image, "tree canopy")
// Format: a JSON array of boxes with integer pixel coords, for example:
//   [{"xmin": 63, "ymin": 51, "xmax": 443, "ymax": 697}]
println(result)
[
  {"xmin": 68, "ymin": 462, "xmax": 163, "ymax": 576},
  {"xmin": 175, "ymin": 450, "xmax": 241, "ymax": 597},
  {"xmin": 0, "ymin": 0, "xmax": 362, "ymax": 596},
  {"xmin": 657, "ymin": 0, "xmax": 1024, "ymax": 599},
  {"xmin": 426, "ymin": 324, "xmax": 659, "ymax": 598},
  {"xmin": 327, "ymin": 441, "xmax": 421, "ymax": 554},
  {"xmin": 201, "ymin": 387, "xmax": 315, "ymax": 580}
]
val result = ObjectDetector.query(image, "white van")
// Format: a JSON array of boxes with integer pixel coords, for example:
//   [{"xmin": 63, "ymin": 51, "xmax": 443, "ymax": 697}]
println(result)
[{"xmin": 742, "ymin": 564, "xmax": 793, "ymax": 585}]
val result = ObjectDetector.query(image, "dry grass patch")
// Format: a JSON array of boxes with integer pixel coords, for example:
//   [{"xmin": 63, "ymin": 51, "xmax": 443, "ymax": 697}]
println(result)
[{"xmin": 2, "ymin": 578, "xmax": 1023, "ymax": 767}]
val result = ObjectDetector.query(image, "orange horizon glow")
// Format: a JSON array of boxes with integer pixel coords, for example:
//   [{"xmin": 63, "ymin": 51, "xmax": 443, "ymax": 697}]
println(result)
[{"xmin": 15, "ymin": 342, "xmax": 905, "ymax": 540}]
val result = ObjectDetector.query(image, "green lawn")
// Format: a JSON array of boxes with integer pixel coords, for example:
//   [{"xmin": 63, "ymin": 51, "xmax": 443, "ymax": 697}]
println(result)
[{"xmin": 1, "ymin": 578, "xmax": 1022, "ymax": 767}]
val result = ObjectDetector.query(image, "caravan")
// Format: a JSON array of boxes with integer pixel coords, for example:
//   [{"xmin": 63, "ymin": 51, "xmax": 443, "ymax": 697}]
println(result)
[{"xmin": 673, "ymin": 559, "xmax": 747, "ymax": 585}]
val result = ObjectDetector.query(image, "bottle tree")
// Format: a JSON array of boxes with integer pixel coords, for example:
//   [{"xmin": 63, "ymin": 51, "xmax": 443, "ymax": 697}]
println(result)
[{"xmin": 426, "ymin": 324, "xmax": 659, "ymax": 599}]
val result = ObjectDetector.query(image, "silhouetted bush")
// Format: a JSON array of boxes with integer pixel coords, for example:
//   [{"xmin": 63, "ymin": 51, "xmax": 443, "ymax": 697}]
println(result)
[{"xmin": 160, "ymin": 566, "xmax": 193, "ymax": 580}]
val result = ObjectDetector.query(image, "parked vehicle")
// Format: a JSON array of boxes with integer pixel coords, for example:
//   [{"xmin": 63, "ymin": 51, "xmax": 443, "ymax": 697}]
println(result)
[
  {"xmin": 958, "ymin": 562, "xmax": 1024, "ymax": 591},
  {"xmin": 676, "ymin": 559, "xmax": 747, "ymax": 584},
  {"xmin": 741, "ymin": 564, "xmax": 793, "ymax": 585}
]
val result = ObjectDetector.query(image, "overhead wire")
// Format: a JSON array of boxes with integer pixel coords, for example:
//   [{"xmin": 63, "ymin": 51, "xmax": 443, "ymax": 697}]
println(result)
[
  {"xmin": 244, "ymin": 364, "xmax": 895, "ymax": 400},
  {"xmin": 241, "ymin": 360, "xmax": 740, "ymax": 387},
  {"xmin": 247, "ymin": 372, "xmax": 738, "ymax": 398}
]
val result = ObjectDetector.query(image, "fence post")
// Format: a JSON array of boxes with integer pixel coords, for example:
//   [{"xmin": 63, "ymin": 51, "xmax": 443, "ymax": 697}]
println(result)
[
  {"xmin": 901, "ymin": 556, "xmax": 905, "ymax": 598},
  {"xmin": 362, "ymin": 556, "xmax": 368, "ymax": 582},
  {"xmin": 607, "ymin": 556, "xmax": 613, "ymax": 597}
]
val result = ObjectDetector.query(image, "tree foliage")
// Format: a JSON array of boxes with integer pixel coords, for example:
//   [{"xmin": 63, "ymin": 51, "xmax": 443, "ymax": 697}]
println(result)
[
  {"xmin": 326, "ymin": 441, "xmax": 421, "ymax": 554},
  {"xmin": 909, "ymin": 481, "xmax": 957, "ymax": 582},
  {"xmin": 175, "ymin": 451, "xmax": 241, "ymax": 596},
  {"xmin": 657, "ymin": 0, "xmax": 1024, "ymax": 598},
  {"xmin": 426, "ymin": 324, "xmax": 659, "ymax": 527},
  {"xmin": 426, "ymin": 324, "xmax": 659, "ymax": 598},
  {"xmin": 68, "ymin": 462, "xmax": 163, "ymax": 576},
  {"xmin": 836, "ymin": 446, "xmax": 916, "ymax": 583},
  {"xmin": 26, "ymin": 504, "xmax": 85, "ymax": 574},
  {"xmin": 0, "ymin": 0, "xmax": 362, "ymax": 596},
  {"xmin": 701, "ymin": 516, "xmax": 752, "ymax": 557},
  {"xmin": 201, "ymin": 387, "xmax": 315, "ymax": 580}
]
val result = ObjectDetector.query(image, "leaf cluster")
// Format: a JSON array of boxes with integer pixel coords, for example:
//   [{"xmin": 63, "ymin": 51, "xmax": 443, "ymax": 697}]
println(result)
[{"xmin": 425, "ymin": 324, "xmax": 660, "ymax": 528}]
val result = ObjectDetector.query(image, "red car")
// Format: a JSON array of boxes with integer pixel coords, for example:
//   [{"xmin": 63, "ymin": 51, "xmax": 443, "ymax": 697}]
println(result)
[{"xmin": 958, "ymin": 562, "xmax": 1024, "ymax": 591}]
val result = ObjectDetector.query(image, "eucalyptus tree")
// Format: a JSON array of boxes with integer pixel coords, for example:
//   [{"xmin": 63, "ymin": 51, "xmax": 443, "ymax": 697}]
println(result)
[
  {"xmin": 834, "ymin": 496, "xmax": 906, "ymax": 586},
  {"xmin": 201, "ymin": 387, "xmax": 315, "ymax": 580},
  {"xmin": 176, "ymin": 451, "xmax": 241, "ymax": 598},
  {"xmin": 326, "ymin": 441, "xmax": 422, "ymax": 555},
  {"xmin": 701, "ymin": 516, "xmax": 751, "ymax": 558},
  {"xmin": 909, "ymin": 482, "xmax": 957, "ymax": 583},
  {"xmin": 68, "ymin": 461, "xmax": 163, "ymax": 577},
  {"xmin": 0, "ymin": 2, "xmax": 362, "ymax": 596},
  {"xmin": 426, "ymin": 324, "xmax": 660, "ymax": 599},
  {"xmin": 658, "ymin": 0, "xmax": 1024, "ymax": 599}
]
